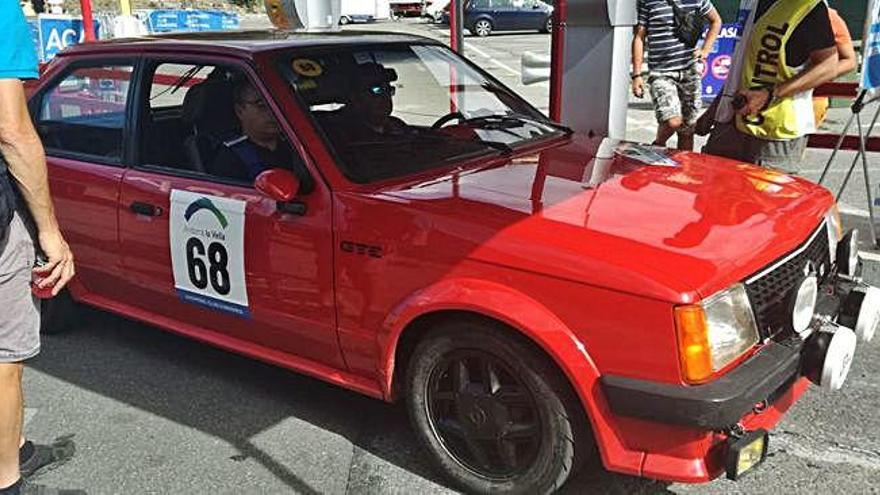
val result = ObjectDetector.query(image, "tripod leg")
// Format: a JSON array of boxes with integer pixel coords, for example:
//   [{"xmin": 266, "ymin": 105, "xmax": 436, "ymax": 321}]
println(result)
[
  {"xmin": 818, "ymin": 110, "xmax": 856, "ymax": 184},
  {"xmin": 856, "ymin": 111, "xmax": 879, "ymax": 247},
  {"xmin": 837, "ymin": 103, "xmax": 880, "ymax": 199}
]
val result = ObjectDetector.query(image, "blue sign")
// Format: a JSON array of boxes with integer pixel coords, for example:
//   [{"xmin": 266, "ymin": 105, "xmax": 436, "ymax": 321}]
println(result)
[
  {"xmin": 141, "ymin": 9, "xmax": 240, "ymax": 33},
  {"xmin": 700, "ymin": 23, "xmax": 739, "ymax": 101},
  {"xmin": 28, "ymin": 15, "xmax": 102, "ymax": 62},
  {"xmin": 862, "ymin": 0, "xmax": 880, "ymax": 93}
]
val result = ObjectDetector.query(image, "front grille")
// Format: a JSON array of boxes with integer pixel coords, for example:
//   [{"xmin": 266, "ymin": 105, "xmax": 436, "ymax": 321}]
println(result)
[{"xmin": 744, "ymin": 223, "xmax": 831, "ymax": 338}]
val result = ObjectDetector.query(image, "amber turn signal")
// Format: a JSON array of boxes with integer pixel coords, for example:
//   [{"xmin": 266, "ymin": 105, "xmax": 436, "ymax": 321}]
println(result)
[{"xmin": 674, "ymin": 305, "xmax": 713, "ymax": 383}]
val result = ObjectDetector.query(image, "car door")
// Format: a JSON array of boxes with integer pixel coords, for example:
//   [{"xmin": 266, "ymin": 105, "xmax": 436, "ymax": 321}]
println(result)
[
  {"xmin": 520, "ymin": 0, "xmax": 547, "ymax": 29},
  {"xmin": 490, "ymin": 0, "xmax": 518, "ymax": 30},
  {"xmin": 117, "ymin": 58, "xmax": 344, "ymax": 369},
  {"xmin": 31, "ymin": 58, "xmax": 137, "ymax": 298}
]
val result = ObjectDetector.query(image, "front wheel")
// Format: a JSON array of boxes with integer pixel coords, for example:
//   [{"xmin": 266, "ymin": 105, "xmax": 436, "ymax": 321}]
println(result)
[
  {"xmin": 540, "ymin": 17, "xmax": 552, "ymax": 33},
  {"xmin": 471, "ymin": 19, "xmax": 493, "ymax": 37},
  {"xmin": 406, "ymin": 320, "xmax": 591, "ymax": 494}
]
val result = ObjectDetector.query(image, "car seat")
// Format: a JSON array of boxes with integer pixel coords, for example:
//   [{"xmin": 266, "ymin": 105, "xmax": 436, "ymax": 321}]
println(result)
[{"xmin": 181, "ymin": 68, "xmax": 239, "ymax": 173}]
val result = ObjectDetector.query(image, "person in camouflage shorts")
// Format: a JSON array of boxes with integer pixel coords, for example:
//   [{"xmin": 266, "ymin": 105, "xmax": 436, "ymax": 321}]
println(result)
[
  {"xmin": 648, "ymin": 66, "xmax": 703, "ymax": 142},
  {"xmin": 632, "ymin": 0, "xmax": 722, "ymax": 150}
]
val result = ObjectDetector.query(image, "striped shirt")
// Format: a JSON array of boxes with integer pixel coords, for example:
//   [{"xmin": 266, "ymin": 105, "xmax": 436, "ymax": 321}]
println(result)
[{"xmin": 638, "ymin": 0, "xmax": 713, "ymax": 71}]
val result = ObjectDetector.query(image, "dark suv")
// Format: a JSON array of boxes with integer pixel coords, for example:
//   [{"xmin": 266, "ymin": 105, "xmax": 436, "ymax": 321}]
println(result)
[{"xmin": 442, "ymin": 0, "xmax": 553, "ymax": 36}]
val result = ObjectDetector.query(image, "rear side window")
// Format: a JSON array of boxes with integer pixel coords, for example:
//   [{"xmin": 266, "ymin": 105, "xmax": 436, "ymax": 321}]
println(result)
[
  {"xmin": 149, "ymin": 63, "xmax": 215, "ymax": 110},
  {"xmin": 37, "ymin": 64, "xmax": 134, "ymax": 163}
]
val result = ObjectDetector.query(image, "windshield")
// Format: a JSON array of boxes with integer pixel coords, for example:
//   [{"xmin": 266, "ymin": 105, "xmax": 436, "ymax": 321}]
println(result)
[{"xmin": 281, "ymin": 43, "xmax": 564, "ymax": 184}]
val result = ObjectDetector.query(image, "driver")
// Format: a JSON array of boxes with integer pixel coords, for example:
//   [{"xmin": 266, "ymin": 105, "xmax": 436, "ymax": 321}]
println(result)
[{"xmin": 333, "ymin": 62, "xmax": 412, "ymax": 140}]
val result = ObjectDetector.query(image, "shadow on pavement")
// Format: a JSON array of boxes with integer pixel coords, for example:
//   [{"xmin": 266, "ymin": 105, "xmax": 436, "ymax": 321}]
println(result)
[{"xmin": 29, "ymin": 308, "xmax": 670, "ymax": 494}]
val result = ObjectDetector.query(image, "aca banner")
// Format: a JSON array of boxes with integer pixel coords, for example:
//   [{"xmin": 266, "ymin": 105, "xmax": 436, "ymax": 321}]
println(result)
[{"xmin": 28, "ymin": 15, "xmax": 103, "ymax": 62}]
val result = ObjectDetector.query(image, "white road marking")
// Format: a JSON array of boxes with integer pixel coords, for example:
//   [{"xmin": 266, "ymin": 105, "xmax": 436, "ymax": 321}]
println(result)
[
  {"xmin": 774, "ymin": 432, "xmax": 880, "ymax": 470},
  {"xmin": 465, "ymin": 43, "xmax": 521, "ymax": 77}
]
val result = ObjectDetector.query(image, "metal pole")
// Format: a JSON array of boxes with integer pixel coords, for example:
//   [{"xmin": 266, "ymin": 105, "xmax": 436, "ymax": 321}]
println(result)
[
  {"xmin": 548, "ymin": 0, "xmax": 566, "ymax": 121},
  {"xmin": 449, "ymin": 0, "xmax": 464, "ymax": 54},
  {"xmin": 80, "ymin": 0, "xmax": 96, "ymax": 41},
  {"xmin": 856, "ymin": 111, "xmax": 880, "ymax": 247}
]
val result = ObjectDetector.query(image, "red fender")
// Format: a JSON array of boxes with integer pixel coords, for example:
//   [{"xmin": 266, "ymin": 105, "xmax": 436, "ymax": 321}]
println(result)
[{"xmin": 379, "ymin": 277, "xmax": 645, "ymax": 476}]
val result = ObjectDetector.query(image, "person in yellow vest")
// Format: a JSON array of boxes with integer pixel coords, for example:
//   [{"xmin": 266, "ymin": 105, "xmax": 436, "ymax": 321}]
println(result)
[
  {"xmin": 812, "ymin": 8, "xmax": 857, "ymax": 128},
  {"xmin": 696, "ymin": 0, "xmax": 839, "ymax": 173}
]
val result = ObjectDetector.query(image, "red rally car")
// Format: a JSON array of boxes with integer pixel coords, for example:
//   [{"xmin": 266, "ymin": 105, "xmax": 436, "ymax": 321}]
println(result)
[{"xmin": 30, "ymin": 31, "xmax": 879, "ymax": 493}]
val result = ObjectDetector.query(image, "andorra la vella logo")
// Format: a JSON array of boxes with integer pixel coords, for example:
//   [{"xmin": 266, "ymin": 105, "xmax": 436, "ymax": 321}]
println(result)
[{"xmin": 183, "ymin": 197, "xmax": 229, "ymax": 241}]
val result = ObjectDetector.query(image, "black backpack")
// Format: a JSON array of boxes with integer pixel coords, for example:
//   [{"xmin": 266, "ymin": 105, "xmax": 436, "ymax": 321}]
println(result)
[
  {"xmin": 665, "ymin": 0, "xmax": 706, "ymax": 48},
  {"xmin": 0, "ymin": 155, "xmax": 18, "ymax": 240}
]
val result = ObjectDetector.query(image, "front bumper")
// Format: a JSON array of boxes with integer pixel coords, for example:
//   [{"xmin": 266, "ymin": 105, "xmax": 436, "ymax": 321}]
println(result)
[
  {"xmin": 596, "ymin": 270, "xmax": 877, "ymax": 482},
  {"xmin": 601, "ymin": 339, "xmax": 802, "ymax": 430}
]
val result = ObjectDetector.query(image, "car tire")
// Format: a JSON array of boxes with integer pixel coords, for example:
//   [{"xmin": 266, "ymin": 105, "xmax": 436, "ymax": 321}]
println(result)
[
  {"xmin": 40, "ymin": 290, "xmax": 77, "ymax": 335},
  {"xmin": 472, "ymin": 19, "xmax": 493, "ymax": 37},
  {"xmin": 339, "ymin": 15, "xmax": 351, "ymax": 25},
  {"xmin": 406, "ymin": 319, "xmax": 593, "ymax": 494},
  {"xmin": 540, "ymin": 17, "xmax": 552, "ymax": 33}
]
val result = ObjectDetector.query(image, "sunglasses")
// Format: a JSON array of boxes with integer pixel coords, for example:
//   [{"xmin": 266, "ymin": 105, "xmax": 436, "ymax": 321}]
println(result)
[{"xmin": 367, "ymin": 84, "xmax": 396, "ymax": 97}]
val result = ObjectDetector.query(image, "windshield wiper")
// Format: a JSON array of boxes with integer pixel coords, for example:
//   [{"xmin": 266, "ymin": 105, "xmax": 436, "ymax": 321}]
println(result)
[
  {"xmin": 414, "ymin": 132, "xmax": 514, "ymax": 155},
  {"xmin": 467, "ymin": 114, "xmax": 573, "ymax": 135}
]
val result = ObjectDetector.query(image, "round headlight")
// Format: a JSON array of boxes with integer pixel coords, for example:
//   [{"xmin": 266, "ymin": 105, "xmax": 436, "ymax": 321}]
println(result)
[
  {"xmin": 855, "ymin": 286, "xmax": 880, "ymax": 343},
  {"xmin": 791, "ymin": 275, "xmax": 818, "ymax": 335},
  {"xmin": 836, "ymin": 229, "xmax": 860, "ymax": 276}
]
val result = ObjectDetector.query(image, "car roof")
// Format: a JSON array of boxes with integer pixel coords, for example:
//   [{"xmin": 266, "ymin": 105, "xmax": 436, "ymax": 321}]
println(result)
[{"xmin": 61, "ymin": 29, "xmax": 441, "ymax": 58}]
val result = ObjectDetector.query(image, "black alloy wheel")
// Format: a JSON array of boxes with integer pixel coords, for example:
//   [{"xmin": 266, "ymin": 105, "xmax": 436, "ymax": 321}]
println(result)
[
  {"xmin": 406, "ymin": 320, "xmax": 593, "ymax": 494},
  {"xmin": 427, "ymin": 350, "xmax": 542, "ymax": 479}
]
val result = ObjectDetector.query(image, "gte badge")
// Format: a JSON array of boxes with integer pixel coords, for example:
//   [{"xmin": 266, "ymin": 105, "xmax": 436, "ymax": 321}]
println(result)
[{"xmin": 170, "ymin": 190, "xmax": 250, "ymax": 317}]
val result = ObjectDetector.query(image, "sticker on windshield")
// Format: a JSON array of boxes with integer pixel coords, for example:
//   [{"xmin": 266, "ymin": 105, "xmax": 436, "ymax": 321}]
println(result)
[
  {"xmin": 615, "ymin": 142, "xmax": 680, "ymax": 167},
  {"xmin": 170, "ymin": 190, "xmax": 249, "ymax": 318},
  {"xmin": 292, "ymin": 58, "xmax": 323, "ymax": 77}
]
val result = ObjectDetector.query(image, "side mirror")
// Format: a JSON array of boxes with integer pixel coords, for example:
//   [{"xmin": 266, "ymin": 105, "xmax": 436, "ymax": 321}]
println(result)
[{"xmin": 255, "ymin": 168, "xmax": 300, "ymax": 202}]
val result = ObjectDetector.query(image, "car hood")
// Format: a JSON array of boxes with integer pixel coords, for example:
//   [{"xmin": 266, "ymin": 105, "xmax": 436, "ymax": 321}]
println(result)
[{"xmin": 376, "ymin": 136, "xmax": 834, "ymax": 303}]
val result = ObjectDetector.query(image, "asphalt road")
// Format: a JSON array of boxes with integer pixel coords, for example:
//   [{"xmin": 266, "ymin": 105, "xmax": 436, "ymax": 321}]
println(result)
[{"xmin": 19, "ymin": 17, "xmax": 880, "ymax": 495}]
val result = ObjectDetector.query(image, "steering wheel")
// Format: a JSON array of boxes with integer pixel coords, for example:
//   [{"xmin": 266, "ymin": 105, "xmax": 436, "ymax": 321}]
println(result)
[{"xmin": 431, "ymin": 111, "xmax": 466, "ymax": 130}]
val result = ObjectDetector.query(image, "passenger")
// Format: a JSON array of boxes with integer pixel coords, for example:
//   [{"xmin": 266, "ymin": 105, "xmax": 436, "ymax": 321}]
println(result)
[{"xmin": 212, "ymin": 78, "xmax": 295, "ymax": 182}]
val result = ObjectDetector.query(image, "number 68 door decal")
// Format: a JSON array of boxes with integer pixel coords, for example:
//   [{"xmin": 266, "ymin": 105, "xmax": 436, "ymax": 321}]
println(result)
[{"xmin": 170, "ymin": 190, "xmax": 250, "ymax": 318}]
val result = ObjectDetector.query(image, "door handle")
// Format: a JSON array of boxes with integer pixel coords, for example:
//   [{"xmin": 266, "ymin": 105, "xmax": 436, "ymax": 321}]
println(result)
[{"xmin": 129, "ymin": 201, "xmax": 163, "ymax": 217}]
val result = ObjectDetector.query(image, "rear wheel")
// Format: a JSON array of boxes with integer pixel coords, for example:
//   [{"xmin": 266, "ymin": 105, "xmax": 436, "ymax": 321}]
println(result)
[
  {"xmin": 40, "ymin": 290, "xmax": 78, "ymax": 335},
  {"xmin": 472, "ymin": 19, "xmax": 493, "ymax": 37},
  {"xmin": 540, "ymin": 17, "xmax": 552, "ymax": 33},
  {"xmin": 406, "ymin": 319, "xmax": 592, "ymax": 494},
  {"xmin": 339, "ymin": 15, "xmax": 351, "ymax": 25}
]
